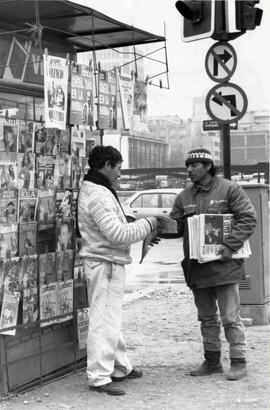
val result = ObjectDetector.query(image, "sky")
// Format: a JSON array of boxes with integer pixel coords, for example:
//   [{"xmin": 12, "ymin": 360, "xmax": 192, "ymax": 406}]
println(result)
[{"xmin": 76, "ymin": 0, "xmax": 269, "ymax": 119}]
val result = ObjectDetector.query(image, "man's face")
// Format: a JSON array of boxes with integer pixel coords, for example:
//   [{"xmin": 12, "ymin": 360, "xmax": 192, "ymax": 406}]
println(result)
[
  {"xmin": 186, "ymin": 162, "xmax": 210, "ymax": 184},
  {"xmin": 106, "ymin": 161, "xmax": 122, "ymax": 187}
]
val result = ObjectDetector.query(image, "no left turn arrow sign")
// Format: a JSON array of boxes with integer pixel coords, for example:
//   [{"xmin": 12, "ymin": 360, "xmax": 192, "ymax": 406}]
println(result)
[
  {"xmin": 205, "ymin": 42, "xmax": 237, "ymax": 83},
  {"xmin": 205, "ymin": 82, "xmax": 248, "ymax": 124}
]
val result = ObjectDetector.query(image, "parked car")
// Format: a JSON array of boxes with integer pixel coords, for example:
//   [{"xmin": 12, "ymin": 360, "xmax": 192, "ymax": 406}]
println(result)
[{"xmin": 123, "ymin": 188, "xmax": 182, "ymax": 236}]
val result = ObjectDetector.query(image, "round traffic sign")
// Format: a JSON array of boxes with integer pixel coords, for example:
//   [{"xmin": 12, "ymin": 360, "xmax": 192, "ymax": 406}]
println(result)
[
  {"xmin": 205, "ymin": 82, "xmax": 248, "ymax": 124},
  {"xmin": 205, "ymin": 42, "xmax": 237, "ymax": 83}
]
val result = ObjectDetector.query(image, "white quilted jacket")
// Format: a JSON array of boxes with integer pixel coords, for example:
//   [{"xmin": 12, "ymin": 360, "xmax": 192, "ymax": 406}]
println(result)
[{"xmin": 77, "ymin": 181, "xmax": 152, "ymax": 265}]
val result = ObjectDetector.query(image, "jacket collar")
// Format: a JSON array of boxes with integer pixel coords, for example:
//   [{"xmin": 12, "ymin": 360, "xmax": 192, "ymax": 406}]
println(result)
[{"xmin": 192, "ymin": 175, "xmax": 217, "ymax": 193}]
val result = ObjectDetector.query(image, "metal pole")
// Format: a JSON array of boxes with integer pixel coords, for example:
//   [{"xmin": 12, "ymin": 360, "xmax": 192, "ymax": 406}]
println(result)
[{"xmin": 222, "ymin": 123, "xmax": 231, "ymax": 179}]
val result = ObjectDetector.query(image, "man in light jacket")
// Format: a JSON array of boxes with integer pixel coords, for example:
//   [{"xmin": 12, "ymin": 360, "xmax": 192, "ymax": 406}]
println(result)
[
  {"xmin": 78, "ymin": 145, "xmax": 159, "ymax": 396},
  {"xmin": 170, "ymin": 148, "xmax": 257, "ymax": 381}
]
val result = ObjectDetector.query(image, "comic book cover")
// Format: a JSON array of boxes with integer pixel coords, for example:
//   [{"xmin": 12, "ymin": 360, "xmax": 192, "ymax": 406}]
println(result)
[
  {"xmin": 74, "ymin": 256, "xmax": 87, "ymax": 310},
  {"xmin": 57, "ymin": 279, "xmax": 73, "ymax": 323},
  {"xmin": 55, "ymin": 189, "xmax": 72, "ymax": 221},
  {"xmin": 19, "ymin": 222, "xmax": 37, "ymax": 257},
  {"xmin": 1, "ymin": 257, "xmax": 21, "ymax": 297},
  {"xmin": 39, "ymin": 252, "xmax": 56, "ymax": 285},
  {"xmin": 71, "ymin": 126, "xmax": 86, "ymax": 158},
  {"xmin": 54, "ymin": 155, "xmax": 72, "ymax": 189},
  {"xmin": 17, "ymin": 152, "xmax": 35, "ymax": 189},
  {"xmin": 56, "ymin": 219, "xmax": 74, "ymax": 252},
  {"xmin": 2, "ymin": 119, "xmax": 18, "ymax": 153},
  {"xmin": 21, "ymin": 255, "xmax": 38, "ymax": 324},
  {"xmin": 17, "ymin": 121, "xmax": 35, "ymax": 153},
  {"xmin": 0, "ymin": 225, "xmax": 18, "ymax": 260},
  {"xmin": 0, "ymin": 188, "xmax": 18, "ymax": 226},
  {"xmin": 35, "ymin": 155, "xmax": 54, "ymax": 191},
  {"xmin": 34, "ymin": 123, "xmax": 47, "ymax": 155},
  {"xmin": 36, "ymin": 190, "xmax": 55, "ymax": 230},
  {"xmin": 71, "ymin": 157, "xmax": 86, "ymax": 189},
  {"xmin": 0, "ymin": 291, "xmax": 20, "ymax": 335},
  {"xmin": 77, "ymin": 307, "xmax": 89, "ymax": 349},
  {"xmin": 40, "ymin": 282, "xmax": 58, "ymax": 327},
  {"xmin": 18, "ymin": 188, "xmax": 38, "ymax": 223},
  {"xmin": 56, "ymin": 250, "xmax": 73, "ymax": 282},
  {"xmin": 0, "ymin": 152, "xmax": 17, "ymax": 189},
  {"xmin": 59, "ymin": 127, "xmax": 71, "ymax": 155}
]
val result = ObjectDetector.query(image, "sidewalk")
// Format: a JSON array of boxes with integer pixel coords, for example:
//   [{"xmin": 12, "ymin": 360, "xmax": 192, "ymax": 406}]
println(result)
[{"xmin": 1, "ymin": 284, "xmax": 270, "ymax": 410}]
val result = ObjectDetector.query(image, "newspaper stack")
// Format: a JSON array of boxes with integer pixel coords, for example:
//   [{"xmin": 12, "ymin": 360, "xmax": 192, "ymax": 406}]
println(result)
[{"xmin": 188, "ymin": 213, "xmax": 251, "ymax": 263}]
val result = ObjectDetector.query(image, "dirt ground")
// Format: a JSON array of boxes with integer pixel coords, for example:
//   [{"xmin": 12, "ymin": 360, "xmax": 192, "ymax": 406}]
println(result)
[{"xmin": 1, "ymin": 284, "xmax": 270, "ymax": 410}]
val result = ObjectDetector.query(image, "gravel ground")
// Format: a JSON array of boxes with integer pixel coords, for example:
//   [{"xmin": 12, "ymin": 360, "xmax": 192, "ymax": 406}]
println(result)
[{"xmin": 1, "ymin": 285, "xmax": 270, "ymax": 410}]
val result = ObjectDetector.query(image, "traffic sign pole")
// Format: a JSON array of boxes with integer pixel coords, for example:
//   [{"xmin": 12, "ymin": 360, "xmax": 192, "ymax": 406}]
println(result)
[{"xmin": 222, "ymin": 123, "xmax": 231, "ymax": 179}]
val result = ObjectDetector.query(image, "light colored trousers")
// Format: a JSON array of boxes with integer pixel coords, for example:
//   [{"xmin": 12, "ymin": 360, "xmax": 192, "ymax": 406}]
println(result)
[
  {"xmin": 193, "ymin": 283, "xmax": 246, "ymax": 359},
  {"xmin": 84, "ymin": 258, "xmax": 132, "ymax": 387}
]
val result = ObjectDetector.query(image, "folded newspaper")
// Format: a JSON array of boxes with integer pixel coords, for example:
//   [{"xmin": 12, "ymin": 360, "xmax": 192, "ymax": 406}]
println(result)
[
  {"xmin": 188, "ymin": 213, "xmax": 251, "ymax": 263},
  {"xmin": 140, "ymin": 216, "xmax": 177, "ymax": 263}
]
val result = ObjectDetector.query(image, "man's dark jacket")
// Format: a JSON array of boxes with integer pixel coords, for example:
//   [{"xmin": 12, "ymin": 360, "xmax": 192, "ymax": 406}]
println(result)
[{"xmin": 170, "ymin": 176, "xmax": 257, "ymax": 289}]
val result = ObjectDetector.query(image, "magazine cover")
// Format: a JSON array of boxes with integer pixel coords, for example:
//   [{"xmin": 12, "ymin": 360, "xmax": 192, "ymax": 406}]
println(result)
[
  {"xmin": 72, "ymin": 189, "xmax": 78, "ymax": 220},
  {"xmin": 40, "ymin": 282, "xmax": 58, "ymax": 327},
  {"xmin": 77, "ymin": 307, "xmax": 89, "ymax": 350},
  {"xmin": 36, "ymin": 190, "xmax": 55, "ymax": 230},
  {"xmin": 36, "ymin": 155, "xmax": 55, "ymax": 191},
  {"xmin": 0, "ymin": 225, "xmax": 18, "ymax": 259},
  {"xmin": 0, "ymin": 152, "xmax": 17, "ymax": 189},
  {"xmin": 44, "ymin": 54, "xmax": 68, "ymax": 130},
  {"xmin": 71, "ymin": 126, "xmax": 86, "ymax": 158},
  {"xmin": 34, "ymin": 123, "xmax": 47, "ymax": 155},
  {"xmin": 98, "ymin": 70, "xmax": 117, "ymax": 130},
  {"xmin": 18, "ymin": 188, "xmax": 38, "ymax": 223},
  {"xmin": 55, "ymin": 189, "xmax": 72, "ymax": 221},
  {"xmin": 0, "ymin": 188, "xmax": 18, "ymax": 225},
  {"xmin": 0, "ymin": 291, "xmax": 20, "ymax": 335},
  {"xmin": 17, "ymin": 152, "xmax": 35, "ymax": 189},
  {"xmin": 85, "ymin": 129, "xmax": 96, "ymax": 158},
  {"xmin": 19, "ymin": 221, "xmax": 37, "ymax": 257},
  {"xmin": 39, "ymin": 252, "xmax": 56, "ymax": 285},
  {"xmin": 21, "ymin": 255, "xmax": 38, "ymax": 324},
  {"xmin": 56, "ymin": 219, "xmax": 74, "ymax": 252},
  {"xmin": 56, "ymin": 250, "xmax": 73, "ymax": 282},
  {"xmin": 2, "ymin": 119, "xmax": 18, "ymax": 153},
  {"xmin": 54, "ymin": 155, "xmax": 71, "ymax": 189},
  {"xmin": 57, "ymin": 279, "xmax": 73, "ymax": 323},
  {"xmin": 70, "ymin": 64, "xmax": 94, "ymax": 127},
  {"xmin": 74, "ymin": 257, "xmax": 87, "ymax": 309},
  {"xmin": 71, "ymin": 157, "xmax": 86, "ymax": 189},
  {"xmin": 17, "ymin": 121, "xmax": 34, "ymax": 153}
]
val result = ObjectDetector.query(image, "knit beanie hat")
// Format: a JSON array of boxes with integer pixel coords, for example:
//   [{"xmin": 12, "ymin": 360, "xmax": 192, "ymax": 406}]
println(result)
[{"xmin": 185, "ymin": 148, "xmax": 214, "ymax": 166}]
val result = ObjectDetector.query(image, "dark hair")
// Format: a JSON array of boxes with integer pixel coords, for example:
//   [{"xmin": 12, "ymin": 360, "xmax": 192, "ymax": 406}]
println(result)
[
  {"xmin": 205, "ymin": 163, "xmax": 218, "ymax": 176},
  {"xmin": 88, "ymin": 145, "xmax": 123, "ymax": 169}
]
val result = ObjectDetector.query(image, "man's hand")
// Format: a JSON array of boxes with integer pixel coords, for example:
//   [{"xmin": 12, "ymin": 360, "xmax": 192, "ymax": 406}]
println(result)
[{"xmin": 217, "ymin": 245, "xmax": 233, "ymax": 262}]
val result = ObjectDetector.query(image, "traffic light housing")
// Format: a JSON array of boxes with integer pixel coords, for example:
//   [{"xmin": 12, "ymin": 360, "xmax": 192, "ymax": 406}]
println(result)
[
  {"xmin": 235, "ymin": 0, "xmax": 263, "ymax": 31},
  {"xmin": 175, "ymin": 0, "xmax": 215, "ymax": 42}
]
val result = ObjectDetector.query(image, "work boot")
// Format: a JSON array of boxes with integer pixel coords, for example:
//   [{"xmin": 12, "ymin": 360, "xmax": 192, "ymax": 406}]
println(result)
[
  {"xmin": 89, "ymin": 382, "xmax": 126, "ymax": 396},
  {"xmin": 190, "ymin": 351, "xmax": 223, "ymax": 376},
  {"xmin": 226, "ymin": 358, "xmax": 247, "ymax": 381}
]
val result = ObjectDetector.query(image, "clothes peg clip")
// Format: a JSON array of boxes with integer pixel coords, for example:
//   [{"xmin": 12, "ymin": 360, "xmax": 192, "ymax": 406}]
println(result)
[{"xmin": 159, "ymin": 79, "xmax": 163, "ymax": 89}]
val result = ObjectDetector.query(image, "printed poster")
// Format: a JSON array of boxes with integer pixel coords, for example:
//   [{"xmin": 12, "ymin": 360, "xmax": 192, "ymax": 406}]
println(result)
[
  {"xmin": 70, "ymin": 64, "xmax": 94, "ymax": 127},
  {"xmin": 98, "ymin": 70, "xmax": 117, "ymax": 130},
  {"xmin": 118, "ymin": 72, "xmax": 134, "ymax": 130},
  {"xmin": 133, "ymin": 79, "xmax": 149, "ymax": 133},
  {"xmin": 44, "ymin": 54, "xmax": 68, "ymax": 130},
  {"xmin": 0, "ymin": 188, "xmax": 18, "ymax": 226}
]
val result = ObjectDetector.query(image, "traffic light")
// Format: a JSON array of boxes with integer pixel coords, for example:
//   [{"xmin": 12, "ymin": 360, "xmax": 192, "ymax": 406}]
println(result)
[
  {"xmin": 235, "ymin": 0, "xmax": 263, "ymax": 31},
  {"xmin": 175, "ymin": 0, "xmax": 215, "ymax": 42}
]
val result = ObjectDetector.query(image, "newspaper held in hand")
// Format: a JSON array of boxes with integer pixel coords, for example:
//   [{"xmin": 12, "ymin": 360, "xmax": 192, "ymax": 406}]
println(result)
[
  {"xmin": 139, "ymin": 216, "xmax": 177, "ymax": 263},
  {"xmin": 188, "ymin": 213, "xmax": 251, "ymax": 263}
]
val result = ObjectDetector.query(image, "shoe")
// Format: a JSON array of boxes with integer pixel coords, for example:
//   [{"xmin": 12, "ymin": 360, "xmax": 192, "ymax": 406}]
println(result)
[
  {"xmin": 89, "ymin": 383, "xmax": 126, "ymax": 395},
  {"xmin": 111, "ymin": 368, "xmax": 143, "ymax": 382},
  {"xmin": 226, "ymin": 363, "xmax": 247, "ymax": 381},
  {"xmin": 190, "ymin": 360, "xmax": 224, "ymax": 376}
]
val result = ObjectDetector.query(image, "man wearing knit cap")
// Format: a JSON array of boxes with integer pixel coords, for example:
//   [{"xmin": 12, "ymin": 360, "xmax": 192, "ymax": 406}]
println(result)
[{"xmin": 170, "ymin": 148, "xmax": 257, "ymax": 380}]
